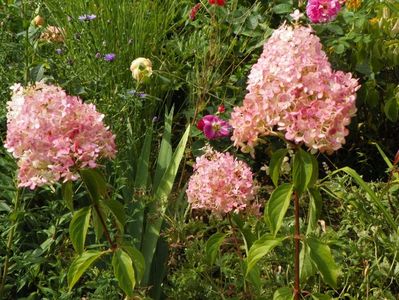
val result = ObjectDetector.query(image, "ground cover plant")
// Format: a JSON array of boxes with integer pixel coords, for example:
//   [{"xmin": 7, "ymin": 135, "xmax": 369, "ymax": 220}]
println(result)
[{"xmin": 1, "ymin": 0, "xmax": 399, "ymax": 299}]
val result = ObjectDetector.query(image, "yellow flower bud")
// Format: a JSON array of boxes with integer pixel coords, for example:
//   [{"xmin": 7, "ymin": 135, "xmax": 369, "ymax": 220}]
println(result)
[
  {"xmin": 32, "ymin": 15, "xmax": 45, "ymax": 27},
  {"xmin": 130, "ymin": 57, "xmax": 152, "ymax": 81}
]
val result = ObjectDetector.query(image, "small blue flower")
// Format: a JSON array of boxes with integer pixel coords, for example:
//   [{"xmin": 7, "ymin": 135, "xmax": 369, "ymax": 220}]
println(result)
[
  {"xmin": 103, "ymin": 53, "xmax": 116, "ymax": 62},
  {"xmin": 78, "ymin": 14, "xmax": 96, "ymax": 21}
]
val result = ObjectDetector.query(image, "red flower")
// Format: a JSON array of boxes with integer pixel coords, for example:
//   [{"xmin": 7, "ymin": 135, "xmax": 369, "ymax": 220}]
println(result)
[
  {"xmin": 217, "ymin": 104, "xmax": 225, "ymax": 113},
  {"xmin": 189, "ymin": 3, "xmax": 202, "ymax": 20},
  {"xmin": 209, "ymin": 0, "xmax": 225, "ymax": 6}
]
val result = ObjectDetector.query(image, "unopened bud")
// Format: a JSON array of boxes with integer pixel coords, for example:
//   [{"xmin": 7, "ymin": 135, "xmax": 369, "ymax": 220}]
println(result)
[{"xmin": 32, "ymin": 15, "xmax": 44, "ymax": 27}]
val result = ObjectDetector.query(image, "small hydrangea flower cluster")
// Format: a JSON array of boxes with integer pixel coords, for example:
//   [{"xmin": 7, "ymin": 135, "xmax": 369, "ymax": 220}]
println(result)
[
  {"xmin": 230, "ymin": 25, "xmax": 360, "ymax": 156},
  {"xmin": 4, "ymin": 82, "xmax": 116, "ymax": 189},
  {"xmin": 186, "ymin": 147, "xmax": 255, "ymax": 214},
  {"xmin": 306, "ymin": 0, "xmax": 341, "ymax": 23},
  {"xmin": 197, "ymin": 115, "xmax": 231, "ymax": 140}
]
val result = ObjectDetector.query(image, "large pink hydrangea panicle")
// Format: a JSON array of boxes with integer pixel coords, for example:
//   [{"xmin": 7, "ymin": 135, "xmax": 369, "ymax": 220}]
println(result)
[
  {"xmin": 230, "ymin": 25, "xmax": 360, "ymax": 155},
  {"xmin": 306, "ymin": 0, "xmax": 341, "ymax": 23},
  {"xmin": 186, "ymin": 147, "xmax": 255, "ymax": 215},
  {"xmin": 4, "ymin": 82, "xmax": 116, "ymax": 189}
]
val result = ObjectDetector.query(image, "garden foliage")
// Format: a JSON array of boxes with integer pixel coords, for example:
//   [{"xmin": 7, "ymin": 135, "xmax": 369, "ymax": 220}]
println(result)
[{"xmin": 1, "ymin": 0, "xmax": 399, "ymax": 299}]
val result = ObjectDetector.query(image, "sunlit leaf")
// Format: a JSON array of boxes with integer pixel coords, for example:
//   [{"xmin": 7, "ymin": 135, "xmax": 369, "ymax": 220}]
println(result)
[
  {"xmin": 112, "ymin": 249, "xmax": 136, "ymax": 297},
  {"xmin": 69, "ymin": 206, "xmax": 91, "ymax": 254},
  {"xmin": 68, "ymin": 250, "xmax": 106, "ymax": 291},
  {"xmin": 266, "ymin": 183, "xmax": 294, "ymax": 236}
]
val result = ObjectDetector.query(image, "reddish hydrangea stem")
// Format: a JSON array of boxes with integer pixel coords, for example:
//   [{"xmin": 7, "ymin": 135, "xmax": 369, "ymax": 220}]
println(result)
[
  {"xmin": 293, "ymin": 191, "xmax": 301, "ymax": 300},
  {"xmin": 93, "ymin": 203, "xmax": 116, "ymax": 250}
]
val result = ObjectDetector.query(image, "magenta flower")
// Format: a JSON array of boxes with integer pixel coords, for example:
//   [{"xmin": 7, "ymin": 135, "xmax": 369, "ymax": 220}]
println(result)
[
  {"xmin": 197, "ymin": 115, "xmax": 231, "ymax": 140},
  {"xmin": 5, "ymin": 82, "xmax": 116, "ymax": 189},
  {"xmin": 306, "ymin": 0, "xmax": 341, "ymax": 23},
  {"xmin": 186, "ymin": 147, "xmax": 255, "ymax": 214}
]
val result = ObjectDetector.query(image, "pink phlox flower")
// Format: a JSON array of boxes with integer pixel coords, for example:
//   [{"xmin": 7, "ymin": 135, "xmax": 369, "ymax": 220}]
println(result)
[
  {"xmin": 306, "ymin": 0, "xmax": 341, "ymax": 23},
  {"xmin": 186, "ymin": 147, "xmax": 255, "ymax": 214},
  {"xmin": 4, "ymin": 82, "xmax": 116, "ymax": 189},
  {"xmin": 230, "ymin": 25, "xmax": 360, "ymax": 155},
  {"xmin": 197, "ymin": 114, "xmax": 231, "ymax": 140}
]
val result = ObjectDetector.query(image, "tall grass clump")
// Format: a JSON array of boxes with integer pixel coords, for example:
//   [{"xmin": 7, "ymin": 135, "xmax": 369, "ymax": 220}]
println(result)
[{"xmin": 44, "ymin": 0, "xmax": 182, "ymax": 161}]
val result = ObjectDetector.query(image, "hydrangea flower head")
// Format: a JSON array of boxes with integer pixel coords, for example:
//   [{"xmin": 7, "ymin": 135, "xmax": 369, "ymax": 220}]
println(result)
[
  {"xmin": 230, "ymin": 25, "xmax": 360, "ymax": 156},
  {"xmin": 197, "ymin": 115, "xmax": 231, "ymax": 140},
  {"xmin": 4, "ymin": 82, "xmax": 116, "ymax": 189},
  {"xmin": 186, "ymin": 147, "xmax": 255, "ymax": 214},
  {"xmin": 306, "ymin": 0, "xmax": 341, "ymax": 23}
]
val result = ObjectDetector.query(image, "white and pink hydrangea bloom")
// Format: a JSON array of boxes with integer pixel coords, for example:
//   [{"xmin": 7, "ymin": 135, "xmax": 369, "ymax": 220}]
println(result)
[
  {"xmin": 306, "ymin": 0, "xmax": 341, "ymax": 23},
  {"xmin": 230, "ymin": 25, "xmax": 360, "ymax": 156},
  {"xmin": 186, "ymin": 148, "xmax": 255, "ymax": 214},
  {"xmin": 4, "ymin": 82, "xmax": 116, "ymax": 189}
]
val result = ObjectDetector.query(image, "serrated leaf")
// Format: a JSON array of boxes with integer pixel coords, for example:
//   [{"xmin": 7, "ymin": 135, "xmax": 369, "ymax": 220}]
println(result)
[
  {"xmin": 306, "ymin": 188, "xmax": 322, "ymax": 235},
  {"xmin": 205, "ymin": 232, "xmax": 227, "ymax": 265},
  {"xmin": 384, "ymin": 97, "xmax": 398, "ymax": 122},
  {"xmin": 273, "ymin": 287, "xmax": 294, "ymax": 300},
  {"xmin": 293, "ymin": 149, "xmax": 313, "ymax": 196},
  {"xmin": 269, "ymin": 149, "xmax": 288, "ymax": 187},
  {"xmin": 312, "ymin": 293, "xmax": 332, "ymax": 300},
  {"xmin": 272, "ymin": 3, "xmax": 292, "ymax": 14},
  {"xmin": 62, "ymin": 181, "xmax": 73, "ymax": 211},
  {"xmin": 112, "ymin": 249, "xmax": 136, "ymax": 297},
  {"xmin": 121, "ymin": 243, "xmax": 145, "ymax": 283},
  {"xmin": 92, "ymin": 203, "xmax": 107, "ymax": 241},
  {"xmin": 68, "ymin": 250, "xmax": 106, "ymax": 291},
  {"xmin": 266, "ymin": 183, "xmax": 294, "ymax": 236},
  {"xmin": 80, "ymin": 169, "xmax": 107, "ymax": 203},
  {"xmin": 102, "ymin": 198, "xmax": 126, "ymax": 232},
  {"xmin": 246, "ymin": 235, "xmax": 284, "ymax": 276},
  {"xmin": 308, "ymin": 155, "xmax": 319, "ymax": 188},
  {"xmin": 69, "ymin": 206, "xmax": 91, "ymax": 254},
  {"xmin": 246, "ymin": 265, "xmax": 261, "ymax": 290},
  {"xmin": 300, "ymin": 245, "xmax": 316, "ymax": 282},
  {"xmin": 307, "ymin": 237, "xmax": 340, "ymax": 288}
]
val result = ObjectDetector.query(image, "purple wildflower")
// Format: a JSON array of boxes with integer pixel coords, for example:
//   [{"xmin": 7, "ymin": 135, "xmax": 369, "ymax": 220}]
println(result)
[
  {"xmin": 55, "ymin": 48, "xmax": 63, "ymax": 55},
  {"xmin": 103, "ymin": 53, "xmax": 115, "ymax": 62},
  {"xmin": 197, "ymin": 115, "xmax": 231, "ymax": 140},
  {"xmin": 78, "ymin": 14, "xmax": 97, "ymax": 21}
]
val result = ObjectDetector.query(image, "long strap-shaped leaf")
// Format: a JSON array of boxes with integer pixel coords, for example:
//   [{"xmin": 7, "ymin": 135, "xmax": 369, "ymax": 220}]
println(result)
[
  {"xmin": 140, "ymin": 125, "xmax": 190, "ymax": 285},
  {"xmin": 128, "ymin": 124, "xmax": 154, "ymax": 248}
]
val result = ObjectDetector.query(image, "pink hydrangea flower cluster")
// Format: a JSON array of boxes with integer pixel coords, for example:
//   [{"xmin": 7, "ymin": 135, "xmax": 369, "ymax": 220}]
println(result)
[
  {"xmin": 306, "ymin": 0, "xmax": 341, "ymax": 23},
  {"xmin": 4, "ymin": 82, "xmax": 116, "ymax": 189},
  {"xmin": 186, "ymin": 147, "xmax": 255, "ymax": 214},
  {"xmin": 230, "ymin": 25, "xmax": 359, "ymax": 156}
]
